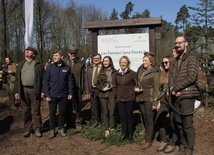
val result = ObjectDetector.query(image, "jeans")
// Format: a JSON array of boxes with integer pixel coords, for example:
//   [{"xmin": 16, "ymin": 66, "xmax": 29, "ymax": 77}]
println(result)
[{"xmin": 49, "ymin": 97, "xmax": 67, "ymax": 130}]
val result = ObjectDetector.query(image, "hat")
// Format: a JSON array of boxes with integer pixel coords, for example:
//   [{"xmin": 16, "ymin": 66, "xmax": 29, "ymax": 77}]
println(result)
[
  {"xmin": 68, "ymin": 45, "xmax": 78, "ymax": 54},
  {"xmin": 26, "ymin": 46, "xmax": 38, "ymax": 55}
]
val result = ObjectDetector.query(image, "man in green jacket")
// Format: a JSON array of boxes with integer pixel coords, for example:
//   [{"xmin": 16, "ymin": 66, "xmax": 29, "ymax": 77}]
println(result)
[
  {"xmin": 2, "ymin": 57, "xmax": 17, "ymax": 109},
  {"xmin": 14, "ymin": 46, "xmax": 44, "ymax": 138}
]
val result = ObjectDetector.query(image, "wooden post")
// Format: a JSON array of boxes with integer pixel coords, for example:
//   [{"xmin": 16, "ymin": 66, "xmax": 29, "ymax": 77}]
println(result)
[
  {"xmin": 149, "ymin": 27, "xmax": 156, "ymax": 63},
  {"xmin": 91, "ymin": 30, "xmax": 98, "ymax": 56}
]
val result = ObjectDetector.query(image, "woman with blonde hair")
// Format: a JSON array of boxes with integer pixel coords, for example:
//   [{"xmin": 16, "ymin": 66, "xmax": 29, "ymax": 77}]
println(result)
[
  {"xmin": 115, "ymin": 56, "xmax": 137, "ymax": 143},
  {"xmin": 135, "ymin": 53, "xmax": 160, "ymax": 150}
]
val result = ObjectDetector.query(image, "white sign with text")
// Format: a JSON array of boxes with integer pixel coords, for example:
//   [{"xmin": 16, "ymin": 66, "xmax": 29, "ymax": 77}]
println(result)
[{"xmin": 98, "ymin": 33, "xmax": 149, "ymax": 71}]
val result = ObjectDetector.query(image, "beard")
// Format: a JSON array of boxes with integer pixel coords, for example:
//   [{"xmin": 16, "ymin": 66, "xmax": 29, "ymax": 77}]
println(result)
[{"xmin": 176, "ymin": 49, "xmax": 185, "ymax": 55}]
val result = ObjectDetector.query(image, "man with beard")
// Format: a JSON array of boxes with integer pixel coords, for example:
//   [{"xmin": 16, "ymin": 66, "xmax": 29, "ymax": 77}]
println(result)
[
  {"xmin": 14, "ymin": 46, "xmax": 44, "ymax": 138},
  {"xmin": 169, "ymin": 36, "xmax": 200, "ymax": 155}
]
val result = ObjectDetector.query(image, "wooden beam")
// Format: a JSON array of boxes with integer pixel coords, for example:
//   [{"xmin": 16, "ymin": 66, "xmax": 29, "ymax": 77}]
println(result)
[{"xmin": 84, "ymin": 17, "xmax": 161, "ymax": 30}]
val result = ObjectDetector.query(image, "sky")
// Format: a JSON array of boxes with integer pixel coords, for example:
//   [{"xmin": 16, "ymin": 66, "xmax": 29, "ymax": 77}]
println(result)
[{"xmin": 59, "ymin": 0, "xmax": 199, "ymax": 24}]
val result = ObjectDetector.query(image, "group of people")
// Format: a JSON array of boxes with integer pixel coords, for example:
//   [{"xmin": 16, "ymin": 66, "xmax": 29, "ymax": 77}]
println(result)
[
  {"xmin": 83, "ymin": 35, "xmax": 199, "ymax": 155},
  {"xmin": 2, "ymin": 35, "xmax": 199, "ymax": 155}
]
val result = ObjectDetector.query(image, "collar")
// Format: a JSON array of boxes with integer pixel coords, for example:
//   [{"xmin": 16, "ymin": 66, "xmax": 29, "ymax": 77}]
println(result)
[
  {"xmin": 93, "ymin": 64, "xmax": 101, "ymax": 68},
  {"xmin": 119, "ymin": 68, "xmax": 128, "ymax": 75}
]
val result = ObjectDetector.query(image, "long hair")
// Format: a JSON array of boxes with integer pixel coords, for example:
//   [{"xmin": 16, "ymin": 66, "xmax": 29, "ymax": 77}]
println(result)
[
  {"xmin": 159, "ymin": 55, "xmax": 173, "ymax": 86},
  {"xmin": 100, "ymin": 56, "xmax": 116, "ymax": 74}
]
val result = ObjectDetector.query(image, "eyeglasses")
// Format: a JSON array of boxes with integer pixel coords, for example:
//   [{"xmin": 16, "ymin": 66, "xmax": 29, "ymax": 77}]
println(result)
[
  {"xmin": 162, "ymin": 61, "xmax": 169, "ymax": 65},
  {"xmin": 70, "ymin": 53, "xmax": 76, "ymax": 55},
  {"xmin": 173, "ymin": 41, "xmax": 186, "ymax": 45}
]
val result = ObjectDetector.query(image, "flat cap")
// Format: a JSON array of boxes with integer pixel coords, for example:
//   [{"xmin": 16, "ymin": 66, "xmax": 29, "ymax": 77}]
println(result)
[
  {"xmin": 68, "ymin": 45, "xmax": 78, "ymax": 54},
  {"xmin": 26, "ymin": 46, "xmax": 38, "ymax": 55}
]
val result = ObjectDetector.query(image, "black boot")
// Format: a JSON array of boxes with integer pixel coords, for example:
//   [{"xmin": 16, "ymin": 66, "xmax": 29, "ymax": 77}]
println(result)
[
  {"xmin": 119, "ymin": 134, "xmax": 127, "ymax": 142},
  {"xmin": 129, "ymin": 134, "xmax": 134, "ymax": 143}
]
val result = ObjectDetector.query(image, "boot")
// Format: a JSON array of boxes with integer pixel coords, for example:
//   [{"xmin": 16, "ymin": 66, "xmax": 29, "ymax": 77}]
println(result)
[
  {"xmin": 119, "ymin": 134, "xmax": 127, "ymax": 142},
  {"xmin": 128, "ymin": 134, "xmax": 134, "ymax": 143},
  {"xmin": 157, "ymin": 141, "xmax": 168, "ymax": 152},
  {"xmin": 58, "ymin": 128, "xmax": 66, "ymax": 137},
  {"xmin": 49, "ymin": 129, "xmax": 55, "ymax": 138}
]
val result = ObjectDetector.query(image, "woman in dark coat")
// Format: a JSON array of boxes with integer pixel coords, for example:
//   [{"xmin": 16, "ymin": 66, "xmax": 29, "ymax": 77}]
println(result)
[
  {"xmin": 135, "ymin": 53, "xmax": 160, "ymax": 149},
  {"xmin": 96, "ymin": 56, "xmax": 117, "ymax": 137},
  {"xmin": 155, "ymin": 55, "xmax": 177, "ymax": 153},
  {"xmin": 115, "ymin": 56, "xmax": 137, "ymax": 143}
]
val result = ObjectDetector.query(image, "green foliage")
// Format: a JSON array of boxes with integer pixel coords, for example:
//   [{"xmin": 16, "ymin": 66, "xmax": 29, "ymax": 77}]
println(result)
[
  {"xmin": 67, "ymin": 121, "xmax": 145, "ymax": 147},
  {"xmin": 175, "ymin": 5, "xmax": 190, "ymax": 31},
  {"xmin": 120, "ymin": 1, "xmax": 134, "ymax": 19},
  {"xmin": 109, "ymin": 8, "xmax": 118, "ymax": 20}
]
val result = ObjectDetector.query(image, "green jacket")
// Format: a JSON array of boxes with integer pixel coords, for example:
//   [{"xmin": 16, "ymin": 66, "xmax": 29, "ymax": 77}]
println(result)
[
  {"xmin": 65, "ymin": 58, "xmax": 85, "ymax": 93},
  {"xmin": 5, "ymin": 62, "xmax": 17, "ymax": 83},
  {"xmin": 136, "ymin": 66, "xmax": 160, "ymax": 106},
  {"xmin": 14, "ymin": 60, "xmax": 44, "ymax": 99}
]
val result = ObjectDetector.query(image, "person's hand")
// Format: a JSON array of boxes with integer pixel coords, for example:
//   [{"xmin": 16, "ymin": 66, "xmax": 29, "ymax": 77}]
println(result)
[
  {"xmin": 152, "ymin": 106, "xmax": 157, "ymax": 110},
  {"xmin": 68, "ymin": 95, "xmax": 73, "ymax": 100},
  {"xmin": 15, "ymin": 93, "xmax": 19, "ymax": 100},
  {"xmin": 46, "ymin": 97, "xmax": 51, "ymax": 102},
  {"xmin": 7, "ymin": 70, "xmax": 12, "ymax": 74},
  {"xmin": 41, "ymin": 93, "xmax": 45, "ymax": 99},
  {"xmin": 135, "ymin": 88, "xmax": 143, "ymax": 92},
  {"xmin": 103, "ymin": 86, "xmax": 110, "ymax": 92},
  {"xmin": 172, "ymin": 90, "xmax": 176, "ymax": 95},
  {"xmin": 157, "ymin": 101, "xmax": 161, "ymax": 111},
  {"xmin": 86, "ymin": 94, "xmax": 90, "ymax": 99},
  {"xmin": 175, "ymin": 92, "xmax": 181, "ymax": 97},
  {"xmin": 135, "ymin": 88, "xmax": 140, "ymax": 92}
]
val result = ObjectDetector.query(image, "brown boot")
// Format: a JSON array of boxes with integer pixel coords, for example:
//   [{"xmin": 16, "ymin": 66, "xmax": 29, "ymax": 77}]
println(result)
[{"xmin": 141, "ymin": 142, "xmax": 152, "ymax": 150}]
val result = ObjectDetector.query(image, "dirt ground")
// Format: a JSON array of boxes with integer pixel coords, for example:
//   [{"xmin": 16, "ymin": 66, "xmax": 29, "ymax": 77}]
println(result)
[{"xmin": 0, "ymin": 90, "xmax": 213, "ymax": 155}]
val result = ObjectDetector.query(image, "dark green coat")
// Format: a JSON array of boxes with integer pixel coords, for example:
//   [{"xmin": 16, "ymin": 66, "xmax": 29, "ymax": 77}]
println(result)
[
  {"xmin": 65, "ymin": 58, "xmax": 85, "ymax": 93},
  {"xmin": 136, "ymin": 66, "xmax": 160, "ymax": 106}
]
